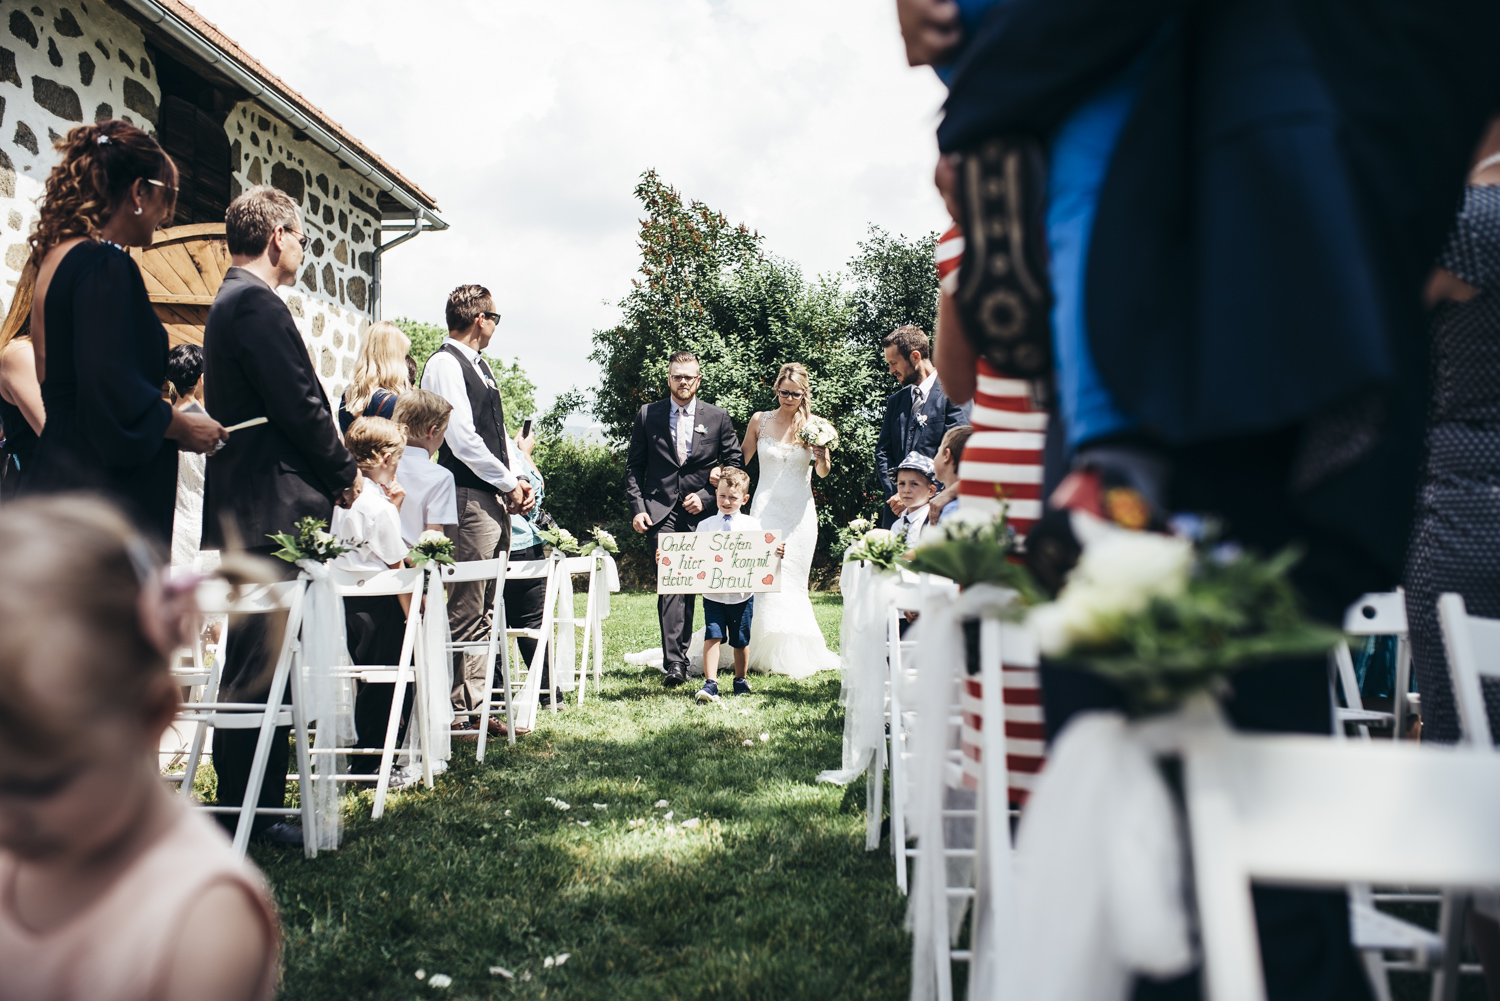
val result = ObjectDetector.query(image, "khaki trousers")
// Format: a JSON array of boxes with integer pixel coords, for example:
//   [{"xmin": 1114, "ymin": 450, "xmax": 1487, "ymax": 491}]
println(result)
[{"xmin": 449, "ymin": 486, "xmax": 511, "ymax": 713}]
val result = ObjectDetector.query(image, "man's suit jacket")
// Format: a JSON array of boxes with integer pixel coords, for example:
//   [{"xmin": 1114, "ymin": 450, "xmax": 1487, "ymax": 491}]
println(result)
[
  {"xmin": 875, "ymin": 380, "xmax": 968, "ymax": 501},
  {"xmin": 201, "ymin": 268, "xmax": 359, "ymax": 549},
  {"xmin": 625, "ymin": 398, "xmax": 743, "ymax": 529}
]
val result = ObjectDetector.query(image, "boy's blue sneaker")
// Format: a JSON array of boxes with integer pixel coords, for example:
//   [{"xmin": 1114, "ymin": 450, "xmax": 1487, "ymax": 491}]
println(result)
[
  {"xmin": 695, "ymin": 680, "xmax": 720, "ymax": 703},
  {"xmin": 732, "ymin": 677, "xmax": 751, "ymax": 696}
]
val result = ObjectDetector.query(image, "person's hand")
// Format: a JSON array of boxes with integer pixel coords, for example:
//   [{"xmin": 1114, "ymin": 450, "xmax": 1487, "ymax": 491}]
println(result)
[
  {"xmin": 385, "ymin": 478, "xmax": 406, "ymax": 512},
  {"xmin": 887, "ymin": 493, "xmax": 907, "ymax": 516},
  {"xmin": 632, "ymin": 512, "xmax": 651, "ymax": 534},
  {"xmin": 708, "ymin": 466, "xmax": 723, "ymax": 488},
  {"xmin": 904, "ymin": 609, "xmax": 920, "ymax": 624},
  {"xmin": 897, "ymin": 0, "xmax": 962, "ymax": 67},
  {"xmin": 811, "ymin": 446, "xmax": 830, "ymax": 467},
  {"xmin": 929, "ymin": 484, "xmax": 958, "ymax": 525},
  {"xmin": 682, "ymin": 492, "xmax": 704, "ymax": 515},
  {"xmin": 515, "ymin": 429, "xmax": 536, "ymax": 457},
  {"xmin": 935, "ymin": 153, "xmax": 962, "ymax": 225},
  {"xmin": 504, "ymin": 480, "xmax": 535, "ymax": 515},
  {"xmin": 167, "ymin": 408, "xmax": 228, "ymax": 455},
  {"xmin": 336, "ymin": 473, "xmax": 364, "ymax": 510},
  {"xmin": 775, "ymin": 542, "xmax": 786, "ymax": 558}
]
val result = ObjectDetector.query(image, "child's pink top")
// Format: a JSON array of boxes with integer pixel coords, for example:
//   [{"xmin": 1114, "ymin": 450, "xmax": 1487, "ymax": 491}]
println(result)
[{"xmin": 0, "ymin": 804, "xmax": 280, "ymax": 1001}]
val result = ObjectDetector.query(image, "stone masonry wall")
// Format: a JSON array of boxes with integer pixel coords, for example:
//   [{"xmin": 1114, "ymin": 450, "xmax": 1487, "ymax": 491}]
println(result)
[
  {"xmin": 0, "ymin": 1, "xmax": 382, "ymax": 406},
  {"xmin": 0, "ymin": 0, "xmax": 161, "ymax": 310},
  {"xmin": 225, "ymin": 100, "xmax": 380, "ymax": 405}
]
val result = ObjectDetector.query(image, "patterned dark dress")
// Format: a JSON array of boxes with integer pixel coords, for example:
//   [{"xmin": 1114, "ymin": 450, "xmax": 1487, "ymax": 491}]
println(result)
[{"xmin": 1404, "ymin": 185, "xmax": 1500, "ymax": 744}]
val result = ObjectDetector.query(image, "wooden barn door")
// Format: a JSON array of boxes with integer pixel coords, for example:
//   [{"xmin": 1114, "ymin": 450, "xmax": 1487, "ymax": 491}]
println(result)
[{"xmin": 130, "ymin": 223, "xmax": 231, "ymax": 347}]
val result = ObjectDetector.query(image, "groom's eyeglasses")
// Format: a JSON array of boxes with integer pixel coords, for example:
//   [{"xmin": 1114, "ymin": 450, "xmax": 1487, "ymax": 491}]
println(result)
[{"xmin": 777, "ymin": 389, "xmax": 804, "ymax": 399}]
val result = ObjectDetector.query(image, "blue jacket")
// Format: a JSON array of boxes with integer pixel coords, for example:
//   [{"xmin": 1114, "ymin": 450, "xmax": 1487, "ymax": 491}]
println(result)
[{"xmin": 939, "ymin": 0, "xmax": 1500, "ymax": 444}]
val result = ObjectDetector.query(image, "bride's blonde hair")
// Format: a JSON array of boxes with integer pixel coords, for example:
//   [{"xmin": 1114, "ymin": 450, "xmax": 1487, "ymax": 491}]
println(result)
[{"xmin": 773, "ymin": 362, "xmax": 812, "ymax": 433}]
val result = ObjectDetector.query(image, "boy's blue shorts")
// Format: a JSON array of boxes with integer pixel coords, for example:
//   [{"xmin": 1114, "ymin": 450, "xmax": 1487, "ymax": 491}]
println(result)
[{"xmin": 702, "ymin": 596, "xmax": 753, "ymax": 648}]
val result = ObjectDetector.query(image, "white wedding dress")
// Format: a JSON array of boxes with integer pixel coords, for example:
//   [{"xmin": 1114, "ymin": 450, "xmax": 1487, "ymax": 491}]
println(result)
[{"xmin": 745, "ymin": 432, "xmax": 839, "ymax": 678}]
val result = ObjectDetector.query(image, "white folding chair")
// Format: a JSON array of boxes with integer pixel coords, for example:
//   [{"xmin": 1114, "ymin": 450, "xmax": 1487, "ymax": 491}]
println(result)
[
  {"xmin": 556, "ymin": 553, "xmax": 608, "ymax": 707},
  {"xmin": 1434, "ymin": 592, "xmax": 1500, "ymax": 1000},
  {"xmin": 887, "ymin": 580, "xmax": 924, "ymax": 892},
  {"xmin": 1171, "ymin": 711, "xmax": 1500, "ymax": 1001},
  {"xmin": 432, "ymin": 557, "xmax": 510, "ymax": 762},
  {"xmin": 316, "ymin": 568, "xmax": 430, "ymax": 821},
  {"xmin": 1331, "ymin": 591, "xmax": 1413, "ymax": 739},
  {"xmin": 475, "ymin": 555, "xmax": 557, "ymax": 739},
  {"xmin": 174, "ymin": 578, "xmax": 315, "ymax": 857}
]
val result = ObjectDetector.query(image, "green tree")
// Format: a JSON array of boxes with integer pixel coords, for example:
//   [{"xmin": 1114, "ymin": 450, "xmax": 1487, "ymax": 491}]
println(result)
[{"xmin": 393, "ymin": 316, "xmax": 536, "ymax": 434}]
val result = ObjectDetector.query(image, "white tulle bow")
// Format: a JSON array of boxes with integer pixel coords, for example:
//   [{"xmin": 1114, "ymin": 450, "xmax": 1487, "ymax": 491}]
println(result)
[{"xmin": 296, "ymin": 559, "xmax": 356, "ymax": 852}]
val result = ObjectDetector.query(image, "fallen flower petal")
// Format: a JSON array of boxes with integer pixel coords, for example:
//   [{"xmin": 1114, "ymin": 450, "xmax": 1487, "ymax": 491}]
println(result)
[
  {"xmin": 681, "ymin": 818, "xmax": 701, "ymax": 829},
  {"xmin": 577, "ymin": 820, "xmax": 591, "ymax": 827},
  {"xmin": 593, "ymin": 803, "xmax": 607, "ymax": 810},
  {"xmin": 429, "ymin": 973, "xmax": 453, "ymax": 988},
  {"xmin": 654, "ymin": 799, "xmax": 669, "ymax": 808},
  {"xmin": 629, "ymin": 818, "xmax": 644, "ymax": 827},
  {"xmin": 415, "ymin": 970, "xmax": 426, "ymax": 980},
  {"xmin": 743, "ymin": 739, "xmax": 754, "ymax": 746},
  {"xmin": 544, "ymin": 797, "xmax": 571, "ymax": 810},
  {"xmin": 544, "ymin": 956, "xmax": 555, "ymax": 968},
  {"xmin": 555, "ymin": 953, "xmax": 571, "ymax": 966},
  {"xmin": 664, "ymin": 810, "xmax": 673, "ymax": 820},
  {"xmin": 489, "ymin": 967, "xmax": 514, "ymax": 979},
  {"xmin": 760, "ymin": 733, "xmax": 769, "ymax": 742}
]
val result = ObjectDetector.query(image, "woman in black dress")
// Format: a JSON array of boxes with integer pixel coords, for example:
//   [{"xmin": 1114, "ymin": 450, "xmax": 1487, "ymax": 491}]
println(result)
[
  {"xmin": 0, "ymin": 262, "xmax": 42, "ymax": 500},
  {"xmin": 21, "ymin": 121, "xmax": 225, "ymax": 541}
]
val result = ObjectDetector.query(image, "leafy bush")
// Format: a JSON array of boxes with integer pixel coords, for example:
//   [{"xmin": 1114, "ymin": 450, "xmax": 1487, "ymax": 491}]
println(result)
[{"xmin": 394, "ymin": 316, "xmax": 538, "ymax": 435}]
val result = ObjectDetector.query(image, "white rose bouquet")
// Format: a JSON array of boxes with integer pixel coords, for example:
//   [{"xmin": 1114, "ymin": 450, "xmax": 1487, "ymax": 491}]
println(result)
[
  {"xmin": 269, "ymin": 516, "xmax": 355, "ymax": 564},
  {"xmin": 834, "ymin": 515, "xmax": 874, "ymax": 556},
  {"xmin": 843, "ymin": 527, "xmax": 906, "ymax": 573},
  {"xmin": 406, "ymin": 530, "xmax": 457, "ymax": 568},
  {"xmin": 537, "ymin": 526, "xmax": 582, "ymax": 555},
  {"xmin": 904, "ymin": 505, "xmax": 1041, "ymax": 604},
  {"xmin": 1030, "ymin": 520, "xmax": 1342, "ymax": 713},
  {"xmin": 579, "ymin": 526, "xmax": 619, "ymax": 556},
  {"xmin": 797, "ymin": 416, "xmax": 839, "ymax": 466}
]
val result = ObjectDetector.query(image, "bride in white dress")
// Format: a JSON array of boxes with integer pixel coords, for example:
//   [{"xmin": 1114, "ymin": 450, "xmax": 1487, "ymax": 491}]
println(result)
[{"xmin": 741, "ymin": 363, "xmax": 840, "ymax": 678}]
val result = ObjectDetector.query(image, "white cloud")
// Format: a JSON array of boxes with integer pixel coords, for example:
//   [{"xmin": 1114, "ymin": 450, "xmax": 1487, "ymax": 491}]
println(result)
[{"xmin": 187, "ymin": 0, "xmax": 949, "ymax": 411}]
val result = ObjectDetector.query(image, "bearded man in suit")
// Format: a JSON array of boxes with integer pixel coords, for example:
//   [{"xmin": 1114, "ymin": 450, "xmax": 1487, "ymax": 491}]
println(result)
[
  {"xmin": 874, "ymin": 325, "xmax": 969, "ymax": 528},
  {"xmin": 626, "ymin": 350, "xmax": 744, "ymax": 687}
]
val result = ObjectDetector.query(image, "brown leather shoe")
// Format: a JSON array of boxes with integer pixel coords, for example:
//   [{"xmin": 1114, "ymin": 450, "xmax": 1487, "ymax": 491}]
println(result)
[{"xmin": 451, "ymin": 719, "xmax": 479, "ymax": 738}]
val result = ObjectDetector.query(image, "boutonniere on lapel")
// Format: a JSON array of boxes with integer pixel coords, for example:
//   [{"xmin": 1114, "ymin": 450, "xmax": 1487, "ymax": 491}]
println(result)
[
  {"xmin": 695, "ymin": 424, "xmax": 707, "ymax": 434},
  {"xmin": 916, "ymin": 414, "xmax": 928, "ymax": 426}
]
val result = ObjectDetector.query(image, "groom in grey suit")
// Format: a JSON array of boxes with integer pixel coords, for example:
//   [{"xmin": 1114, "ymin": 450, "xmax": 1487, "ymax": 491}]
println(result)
[{"xmin": 625, "ymin": 351, "xmax": 744, "ymax": 687}]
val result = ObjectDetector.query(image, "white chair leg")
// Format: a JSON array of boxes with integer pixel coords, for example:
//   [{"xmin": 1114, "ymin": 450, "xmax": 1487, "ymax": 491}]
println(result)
[
  {"xmin": 1430, "ymin": 892, "xmax": 1468, "ymax": 1001},
  {"xmin": 888, "ymin": 607, "xmax": 909, "ymax": 893},
  {"xmin": 286, "ymin": 642, "xmax": 318, "ymax": 858}
]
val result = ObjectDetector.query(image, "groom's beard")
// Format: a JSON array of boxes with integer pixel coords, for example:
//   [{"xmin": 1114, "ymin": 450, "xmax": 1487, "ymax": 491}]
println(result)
[{"xmin": 901, "ymin": 369, "xmax": 920, "ymax": 387}]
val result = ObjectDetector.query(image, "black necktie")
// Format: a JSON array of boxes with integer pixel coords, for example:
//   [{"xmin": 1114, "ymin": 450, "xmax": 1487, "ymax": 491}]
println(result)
[{"xmin": 475, "ymin": 355, "xmax": 510, "ymax": 467}]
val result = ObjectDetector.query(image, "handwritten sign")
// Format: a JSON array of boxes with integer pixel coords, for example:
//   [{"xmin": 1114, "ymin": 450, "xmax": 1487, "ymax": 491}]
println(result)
[{"xmin": 655, "ymin": 530, "xmax": 783, "ymax": 594}]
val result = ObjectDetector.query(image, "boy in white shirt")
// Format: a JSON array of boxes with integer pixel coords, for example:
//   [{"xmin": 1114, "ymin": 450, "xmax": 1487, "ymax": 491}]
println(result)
[
  {"xmin": 892, "ymin": 451, "xmax": 939, "ymax": 553},
  {"xmin": 331, "ymin": 417, "xmax": 414, "ymax": 773},
  {"xmin": 693, "ymin": 468, "xmax": 785, "ymax": 703},
  {"xmin": 392, "ymin": 389, "xmax": 459, "ymax": 547}
]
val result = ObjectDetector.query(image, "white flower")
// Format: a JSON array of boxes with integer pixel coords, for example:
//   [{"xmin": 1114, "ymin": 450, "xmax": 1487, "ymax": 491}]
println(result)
[
  {"xmin": 593, "ymin": 528, "xmax": 616, "ymax": 547},
  {"xmin": 916, "ymin": 414, "xmax": 928, "ymax": 426},
  {"xmin": 416, "ymin": 529, "xmax": 449, "ymax": 546},
  {"xmin": 428, "ymin": 973, "xmax": 453, "ymax": 988},
  {"xmin": 1030, "ymin": 527, "xmax": 1193, "ymax": 656},
  {"xmin": 695, "ymin": 423, "xmax": 707, "ymax": 434},
  {"xmin": 847, "ymin": 516, "xmax": 872, "ymax": 535},
  {"xmin": 862, "ymin": 528, "xmax": 895, "ymax": 545}
]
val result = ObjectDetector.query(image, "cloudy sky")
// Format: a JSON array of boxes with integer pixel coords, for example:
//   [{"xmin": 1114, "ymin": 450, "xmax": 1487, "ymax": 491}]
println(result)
[{"xmin": 189, "ymin": 0, "xmax": 950, "ymax": 415}]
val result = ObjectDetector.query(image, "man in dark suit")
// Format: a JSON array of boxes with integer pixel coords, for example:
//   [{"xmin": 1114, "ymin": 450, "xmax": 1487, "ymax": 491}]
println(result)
[
  {"xmin": 923, "ymin": 1, "xmax": 1500, "ymax": 996},
  {"xmin": 625, "ymin": 350, "xmax": 744, "ymax": 687},
  {"xmin": 874, "ymin": 325, "xmax": 968, "ymax": 528},
  {"xmin": 202, "ymin": 184, "xmax": 361, "ymax": 848}
]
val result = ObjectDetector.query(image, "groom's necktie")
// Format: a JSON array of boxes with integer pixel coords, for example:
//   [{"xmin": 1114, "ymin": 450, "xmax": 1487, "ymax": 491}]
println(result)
[{"xmin": 675, "ymin": 405, "xmax": 692, "ymax": 464}]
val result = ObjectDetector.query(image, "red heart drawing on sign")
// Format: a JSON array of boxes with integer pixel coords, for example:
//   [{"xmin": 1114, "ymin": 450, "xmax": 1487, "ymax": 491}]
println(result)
[
  {"xmin": 661, "ymin": 556, "xmax": 671, "ymax": 567},
  {"xmin": 697, "ymin": 571, "xmax": 706, "ymax": 579},
  {"xmin": 714, "ymin": 555, "xmax": 723, "ymax": 562},
  {"xmin": 764, "ymin": 533, "xmax": 775, "ymax": 544},
  {"xmin": 762, "ymin": 574, "xmax": 775, "ymax": 585}
]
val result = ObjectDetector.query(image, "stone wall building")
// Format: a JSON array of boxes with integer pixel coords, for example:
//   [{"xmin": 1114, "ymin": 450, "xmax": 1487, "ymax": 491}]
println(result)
[{"xmin": 0, "ymin": 0, "xmax": 445, "ymax": 402}]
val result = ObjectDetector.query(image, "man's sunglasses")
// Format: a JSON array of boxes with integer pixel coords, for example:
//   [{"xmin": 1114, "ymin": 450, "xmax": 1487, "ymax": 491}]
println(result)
[{"xmin": 481, "ymin": 311, "xmax": 502, "ymax": 323}]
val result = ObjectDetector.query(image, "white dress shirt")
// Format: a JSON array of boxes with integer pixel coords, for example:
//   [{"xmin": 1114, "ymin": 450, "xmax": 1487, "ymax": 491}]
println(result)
[
  {"xmin": 895, "ymin": 503, "xmax": 930, "ymax": 549},
  {"xmin": 396, "ymin": 445, "xmax": 459, "ymax": 548},
  {"xmin": 419, "ymin": 337, "xmax": 518, "ymax": 493},
  {"xmin": 331, "ymin": 484, "xmax": 408, "ymax": 571},
  {"xmin": 695, "ymin": 508, "xmax": 761, "ymax": 605}
]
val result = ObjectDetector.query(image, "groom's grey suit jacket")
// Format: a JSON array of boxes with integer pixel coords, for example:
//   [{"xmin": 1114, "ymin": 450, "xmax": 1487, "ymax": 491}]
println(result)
[{"xmin": 625, "ymin": 398, "xmax": 743, "ymax": 530}]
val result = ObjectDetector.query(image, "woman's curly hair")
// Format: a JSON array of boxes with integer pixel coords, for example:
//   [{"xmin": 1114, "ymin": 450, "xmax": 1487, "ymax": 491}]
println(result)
[{"xmin": 29, "ymin": 119, "xmax": 176, "ymax": 259}]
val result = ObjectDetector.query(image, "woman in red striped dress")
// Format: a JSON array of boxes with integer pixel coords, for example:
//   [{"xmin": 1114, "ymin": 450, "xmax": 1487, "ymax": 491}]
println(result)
[{"xmin": 933, "ymin": 223, "xmax": 1050, "ymax": 805}]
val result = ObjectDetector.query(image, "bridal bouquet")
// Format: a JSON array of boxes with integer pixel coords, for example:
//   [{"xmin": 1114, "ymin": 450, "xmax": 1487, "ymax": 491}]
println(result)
[
  {"xmin": 1031, "ymin": 521, "xmax": 1342, "ymax": 713},
  {"xmin": 268, "ymin": 516, "xmax": 355, "ymax": 564},
  {"xmin": 579, "ymin": 526, "xmax": 619, "ymax": 556},
  {"xmin": 843, "ymin": 527, "xmax": 906, "ymax": 573},
  {"xmin": 406, "ymin": 530, "xmax": 456, "ymax": 568},
  {"xmin": 537, "ymin": 526, "xmax": 582, "ymax": 555},
  {"xmin": 797, "ymin": 417, "xmax": 839, "ymax": 465},
  {"xmin": 904, "ymin": 506, "xmax": 1042, "ymax": 605}
]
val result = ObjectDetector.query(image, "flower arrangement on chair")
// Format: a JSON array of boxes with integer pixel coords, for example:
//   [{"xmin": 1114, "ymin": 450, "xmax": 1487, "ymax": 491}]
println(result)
[{"xmin": 267, "ymin": 516, "xmax": 355, "ymax": 564}]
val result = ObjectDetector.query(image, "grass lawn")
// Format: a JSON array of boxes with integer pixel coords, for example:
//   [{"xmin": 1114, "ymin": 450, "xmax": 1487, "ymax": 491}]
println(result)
[{"xmin": 250, "ymin": 590, "xmax": 910, "ymax": 1000}]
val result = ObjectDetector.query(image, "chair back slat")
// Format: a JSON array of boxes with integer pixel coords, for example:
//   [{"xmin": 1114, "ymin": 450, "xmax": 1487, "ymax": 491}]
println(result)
[
  {"xmin": 1342, "ymin": 591, "xmax": 1408, "ymax": 636},
  {"xmin": 330, "ymin": 566, "xmax": 424, "ymax": 597},
  {"xmin": 436, "ymin": 557, "xmax": 506, "ymax": 584},
  {"xmin": 1437, "ymin": 592, "xmax": 1500, "ymax": 748}
]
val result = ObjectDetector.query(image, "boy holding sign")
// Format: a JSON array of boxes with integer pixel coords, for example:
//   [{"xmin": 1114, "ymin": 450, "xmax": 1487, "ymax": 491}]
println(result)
[{"xmin": 695, "ymin": 468, "xmax": 785, "ymax": 703}]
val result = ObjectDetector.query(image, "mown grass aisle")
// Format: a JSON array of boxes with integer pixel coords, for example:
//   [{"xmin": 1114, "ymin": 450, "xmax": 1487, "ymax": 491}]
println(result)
[{"xmin": 253, "ymin": 591, "xmax": 909, "ymax": 1000}]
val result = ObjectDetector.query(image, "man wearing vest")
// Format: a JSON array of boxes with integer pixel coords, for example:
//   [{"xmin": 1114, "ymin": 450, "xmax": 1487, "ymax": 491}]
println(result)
[{"xmin": 420, "ymin": 284, "xmax": 534, "ymax": 728}]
